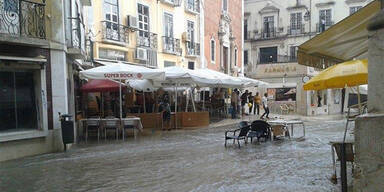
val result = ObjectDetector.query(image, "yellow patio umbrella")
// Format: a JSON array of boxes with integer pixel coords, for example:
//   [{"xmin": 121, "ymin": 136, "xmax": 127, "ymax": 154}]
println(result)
[
  {"xmin": 304, "ymin": 59, "xmax": 368, "ymax": 143},
  {"xmin": 303, "ymin": 59, "xmax": 367, "ymax": 91}
]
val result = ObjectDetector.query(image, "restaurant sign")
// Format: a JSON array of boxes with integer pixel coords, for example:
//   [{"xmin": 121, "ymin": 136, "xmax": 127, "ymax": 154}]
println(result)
[
  {"xmin": 257, "ymin": 63, "xmax": 306, "ymax": 78},
  {"xmin": 103, "ymin": 73, "xmax": 143, "ymax": 79}
]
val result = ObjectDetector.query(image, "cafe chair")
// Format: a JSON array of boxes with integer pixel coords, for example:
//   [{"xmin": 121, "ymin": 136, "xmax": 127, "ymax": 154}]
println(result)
[
  {"xmin": 85, "ymin": 119, "xmax": 101, "ymax": 143},
  {"xmin": 247, "ymin": 120, "xmax": 271, "ymax": 143},
  {"xmin": 224, "ymin": 121, "xmax": 250, "ymax": 148},
  {"xmin": 103, "ymin": 119, "xmax": 119, "ymax": 140}
]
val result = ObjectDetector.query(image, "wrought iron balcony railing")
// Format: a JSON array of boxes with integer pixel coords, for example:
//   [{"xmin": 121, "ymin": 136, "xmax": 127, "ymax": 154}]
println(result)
[
  {"xmin": 186, "ymin": 41, "xmax": 200, "ymax": 56},
  {"xmin": 161, "ymin": 0, "xmax": 181, "ymax": 7},
  {"xmin": 185, "ymin": 0, "xmax": 200, "ymax": 13},
  {"xmin": 162, "ymin": 36, "xmax": 182, "ymax": 55},
  {"xmin": 136, "ymin": 30, "xmax": 158, "ymax": 49},
  {"xmin": 258, "ymin": 54, "xmax": 297, "ymax": 64},
  {"xmin": 287, "ymin": 25, "xmax": 305, "ymax": 36},
  {"xmin": 101, "ymin": 21, "xmax": 128, "ymax": 43},
  {"xmin": 316, "ymin": 21, "xmax": 334, "ymax": 33},
  {"xmin": 67, "ymin": 15, "xmax": 83, "ymax": 50},
  {"xmin": 260, "ymin": 27, "xmax": 279, "ymax": 39},
  {"xmin": 0, "ymin": 0, "xmax": 46, "ymax": 39}
]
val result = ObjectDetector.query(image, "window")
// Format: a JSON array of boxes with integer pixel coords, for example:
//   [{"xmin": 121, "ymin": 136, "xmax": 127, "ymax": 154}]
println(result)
[
  {"xmin": 234, "ymin": 48, "xmax": 238, "ymax": 66},
  {"xmin": 210, "ymin": 39, "xmax": 215, "ymax": 62},
  {"xmin": 164, "ymin": 13, "xmax": 173, "ymax": 37},
  {"xmin": 188, "ymin": 62, "xmax": 194, "ymax": 70},
  {"xmin": 222, "ymin": 0, "xmax": 228, "ymax": 12},
  {"xmin": 319, "ymin": 9, "xmax": 332, "ymax": 26},
  {"xmin": 99, "ymin": 48, "xmax": 126, "ymax": 61},
  {"xmin": 0, "ymin": 71, "xmax": 38, "ymax": 131},
  {"xmin": 187, "ymin": 21, "xmax": 194, "ymax": 42},
  {"xmin": 259, "ymin": 47, "xmax": 277, "ymax": 64},
  {"xmin": 244, "ymin": 19, "xmax": 248, "ymax": 40},
  {"xmin": 138, "ymin": 4, "xmax": 150, "ymax": 38},
  {"xmin": 290, "ymin": 12, "xmax": 302, "ymax": 34},
  {"xmin": 104, "ymin": 0, "xmax": 119, "ymax": 40},
  {"xmin": 244, "ymin": 50, "xmax": 248, "ymax": 66},
  {"xmin": 290, "ymin": 46, "xmax": 297, "ymax": 61},
  {"xmin": 263, "ymin": 16, "xmax": 274, "ymax": 38},
  {"xmin": 164, "ymin": 61, "xmax": 176, "ymax": 67},
  {"xmin": 187, "ymin": 0, "xmax": 197, "ymax": 12},
  {"xmin": 350, "ymin": 6, "xmax": 362, "ymax": 15}
]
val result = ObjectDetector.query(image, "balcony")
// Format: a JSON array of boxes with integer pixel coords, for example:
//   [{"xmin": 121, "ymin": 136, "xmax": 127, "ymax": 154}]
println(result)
[
  {"xmin": 0, "ymin": 0, "xmax": 46, "ymax": 39},
  {"xmin": 258, "ymin": 54, "xmax": 297, "ymax": 65},
  {"xmin": 185, "ymin": 41, "xmax": 200, "ymax": 57},
  {"xmin": 101, "ymin": 21, "xmax": 129, "ymax": 45},
  {"xmin": 67, "ymin": 15, "xmax": 86, "ymax": 58},
  {"xmin": 162, "ymin": 36, "xmax": 182, "ymax": 55},
  {"xmin": 316, "ymin": 21, "xmax": 334, "ymax": 33},
  {"xmin": 185, "ymin": 0, "xmax": 199, "ymax": 14},
  {"xmin": 136, "ymin": 30, "xmax": 158, "ymax": 49},
  {"xmin": 287, "ymin": 25, "xmax": 305, "ymax": 36},
  {"xmin": 160, "ymin": 0, "xmax": 181, "ymax": 7},
  {"xmin": 259, "ymin": 27, "xmax": 284, "ymax": 40}
]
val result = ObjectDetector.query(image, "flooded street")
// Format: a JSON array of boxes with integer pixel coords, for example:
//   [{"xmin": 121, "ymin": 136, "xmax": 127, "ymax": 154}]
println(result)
[{"xmin": 0, "ymin": 119, "xmax": 348, "ymax": 192}]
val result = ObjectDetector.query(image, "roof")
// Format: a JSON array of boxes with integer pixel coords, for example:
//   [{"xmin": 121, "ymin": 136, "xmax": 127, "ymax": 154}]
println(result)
[{"xmin": 298, "ymin": 0, "xmax": 381, "ymax": 69}]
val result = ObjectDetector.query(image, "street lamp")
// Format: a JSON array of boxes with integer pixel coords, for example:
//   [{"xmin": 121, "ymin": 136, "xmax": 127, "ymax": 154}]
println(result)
[{"xmin": 304, "ymin": 11, "xmax": 310, "ymax": 21}]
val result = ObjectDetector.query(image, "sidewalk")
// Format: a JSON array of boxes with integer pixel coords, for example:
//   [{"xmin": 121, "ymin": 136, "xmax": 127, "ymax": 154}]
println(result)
[{"xmin": 209, "ymin": 113, "xmax": 346, "ymax": 128}]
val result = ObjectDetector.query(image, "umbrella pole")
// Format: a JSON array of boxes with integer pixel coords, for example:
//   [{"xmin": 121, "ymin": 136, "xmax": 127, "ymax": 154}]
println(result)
[
  {"xmin": 101, "ymin": 92, "xmax": 104, "ymax": 117},
  {"xmin": 185, "ymin": 89, "xmax": 189, "ymax": 112},
  {"xmin": 202, "ymin": 90, "xmax": 205, "ymax": 111},
  {"xmin": 119, "ymin": 79, "xmax": 123, "ymax": 141},
  {"xmin": 191, "ymin": 89, "xmax": 196, "ymax": 112},
  {"xmin": 143, "ymin": 91, "xmax": 146, "ymax": 114},
  {"xmin": 175, "ymin": 85, "xmax": 178, "ymax": 129}
]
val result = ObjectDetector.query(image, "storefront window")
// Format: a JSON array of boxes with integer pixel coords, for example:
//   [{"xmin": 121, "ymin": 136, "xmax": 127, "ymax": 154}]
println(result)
[
  {"xmin": 267, "ymin": 87, "xmax": 296, "ymax": 101},
  {"xmin": 0, "ymin": 71, "xmax": 38, "ymax": 131}
]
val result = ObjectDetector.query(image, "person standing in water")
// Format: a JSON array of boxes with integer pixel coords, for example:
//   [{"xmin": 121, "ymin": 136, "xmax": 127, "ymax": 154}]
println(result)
[{"xmin": 260, "ymin": 93, "xmax": 269, "ymax": 119}]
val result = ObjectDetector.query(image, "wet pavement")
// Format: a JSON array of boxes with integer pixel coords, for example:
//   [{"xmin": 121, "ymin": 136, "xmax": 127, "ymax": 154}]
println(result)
[{"xmin": 0, "ymin": 118, "xmax": 350, "ymax": 192}]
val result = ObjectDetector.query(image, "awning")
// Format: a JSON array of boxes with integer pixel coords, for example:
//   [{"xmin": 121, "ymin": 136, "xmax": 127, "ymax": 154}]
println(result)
[
  {"xmin": 298, "ymin": 0, "xmax": 381, "ymax": 69},
  {"xmin": 260, "ymin": 82, "xmax": 297, "ymax": 89}
]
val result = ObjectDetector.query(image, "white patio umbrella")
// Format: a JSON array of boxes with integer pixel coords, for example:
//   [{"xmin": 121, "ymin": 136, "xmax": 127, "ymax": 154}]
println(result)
[
  {"xmin": 238, "ymin": 76, "xmax": 269, "ymax": 88},
  {"xmin": 80, "ymin": 63, "xmax": 165, "ymax": 139},
  {"xmin": 193, "ymin": 69, "xmax": 243, "ymax": 88}
]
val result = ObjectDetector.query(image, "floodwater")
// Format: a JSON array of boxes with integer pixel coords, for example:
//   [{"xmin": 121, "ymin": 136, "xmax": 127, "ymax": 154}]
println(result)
[{"xmin": 0, "ymin": 119, "xmax": 349, "ymax": 192}]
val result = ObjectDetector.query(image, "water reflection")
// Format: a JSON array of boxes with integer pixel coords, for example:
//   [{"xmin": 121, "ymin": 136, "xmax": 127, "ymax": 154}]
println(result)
[{"xmin": 0, "ymin": 120, "xmax": 346, "ymax": 192}]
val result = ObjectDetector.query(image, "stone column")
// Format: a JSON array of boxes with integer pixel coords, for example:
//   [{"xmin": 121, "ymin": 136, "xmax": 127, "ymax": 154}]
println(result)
[{"xmin": 353, "ymin": 10, "xmax": 384, "ymax": 192}]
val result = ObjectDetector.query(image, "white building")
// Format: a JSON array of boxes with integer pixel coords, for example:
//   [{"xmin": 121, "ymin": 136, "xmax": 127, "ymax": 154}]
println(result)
[{"xmin": 244, "ymin": 0, "xmax": 373, "ymax": 115}]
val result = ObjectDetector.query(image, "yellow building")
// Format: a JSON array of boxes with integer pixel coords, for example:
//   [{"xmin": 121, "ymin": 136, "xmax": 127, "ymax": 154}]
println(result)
[{"xmin": 88, "ymin": 0, "xmax": 201, "ymax": 69}]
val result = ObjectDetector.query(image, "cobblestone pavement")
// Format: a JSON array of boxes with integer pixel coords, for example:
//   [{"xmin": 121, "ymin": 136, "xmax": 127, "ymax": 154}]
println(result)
[{"xmin": 0, "ymin": 115, "xmax": 349, "ymax": 192}]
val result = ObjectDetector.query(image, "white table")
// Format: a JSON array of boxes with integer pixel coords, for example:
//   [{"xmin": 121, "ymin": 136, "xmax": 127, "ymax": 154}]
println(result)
[
  {"xmin": 80, "ymin": 117, "xmax": 143, "ymax": 142},
  {"xmin": 268, "ymin": 119, "xmax": 305, "ymax": 138}
]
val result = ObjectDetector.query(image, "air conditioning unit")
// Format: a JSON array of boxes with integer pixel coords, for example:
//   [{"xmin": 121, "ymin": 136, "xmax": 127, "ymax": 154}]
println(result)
[
  {"xmin": 136, "ymin": 48, "xmax": 148, "ymax": 60},
  {"xmin": 127, "ymin": 15, "xmax": 138, "ymax": 29}
]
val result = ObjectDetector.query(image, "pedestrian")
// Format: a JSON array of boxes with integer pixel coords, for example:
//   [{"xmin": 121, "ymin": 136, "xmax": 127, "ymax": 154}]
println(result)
[
  {"xmin": 253, "ymin": 92, "xmax": 261, "ymax": 115},
  {"xmin": 241, "ymin": 90, "xmax": 249, "ymax": 116},
  {"xmin": 260, "ymin": 93, "xmax": 270, "ymax": 119},
  {"xmin": 231, "ymin": 89, "xmax": 238, "ymax": 119},
  {"xmin": 236, "ymin": 90, "xmax": 241, "ymax": 118},
  {"xmin": 159, "ymin": 95, "xmax": 171, "ymax": 130},
  {"xmin": 248, "ymin": 92, "xmax": 254, "ymax": 114}
]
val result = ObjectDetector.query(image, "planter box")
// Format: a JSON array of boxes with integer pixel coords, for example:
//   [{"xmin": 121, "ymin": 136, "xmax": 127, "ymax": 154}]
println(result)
[
  {"xmin": 126, "ymin": 113, "xmax": 162, "ymax": 129},
  {"xmin": 179, "ymin": 112, "xmax": 209, "ymax": 128}
]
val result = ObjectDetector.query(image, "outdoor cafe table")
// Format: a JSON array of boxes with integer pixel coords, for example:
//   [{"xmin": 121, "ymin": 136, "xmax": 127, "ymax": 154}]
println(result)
[
  {"xmin": 80, "ymin": 117, "xmax": 143, "ymax": 140},
  {"xmin": 267, "ymin": 119, "xmax": 306, "ymax": 138}
]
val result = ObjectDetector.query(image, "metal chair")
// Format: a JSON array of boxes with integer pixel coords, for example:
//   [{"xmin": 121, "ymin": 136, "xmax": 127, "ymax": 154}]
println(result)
[
  {"xmin": 85, "ymin": 119, "xmax": 101, "ymax": 143},
  {"xmin": 247, "ymin": 120, "xmax": 271, "ymax": 143},
  {"xmin": 103, "ymin": 119, "xmax": 119, "ymax": 140},
  {"xmin": 121, "ymin": 119, "xmax": 136, "ymax": 140},
  {"xmin": 224, "ymin": 121, "xmax": 250, "ymax": 148}
]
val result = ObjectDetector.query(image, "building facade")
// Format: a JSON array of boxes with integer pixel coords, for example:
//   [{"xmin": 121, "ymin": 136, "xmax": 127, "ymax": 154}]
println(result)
[
  {"xmin": 0, "ymin": 0, "xmax": 91, "ymax": 162},
  {"xmin": 87, "ymin": 0, "xmax": 202, "ymax": 69},
  {"xmin": 244, "ymin": 0, "xmax": 372, "ymax": 115},
  {"xmin": 203, "ymin": 0, "xmax": 244, "ymax": 76}
]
